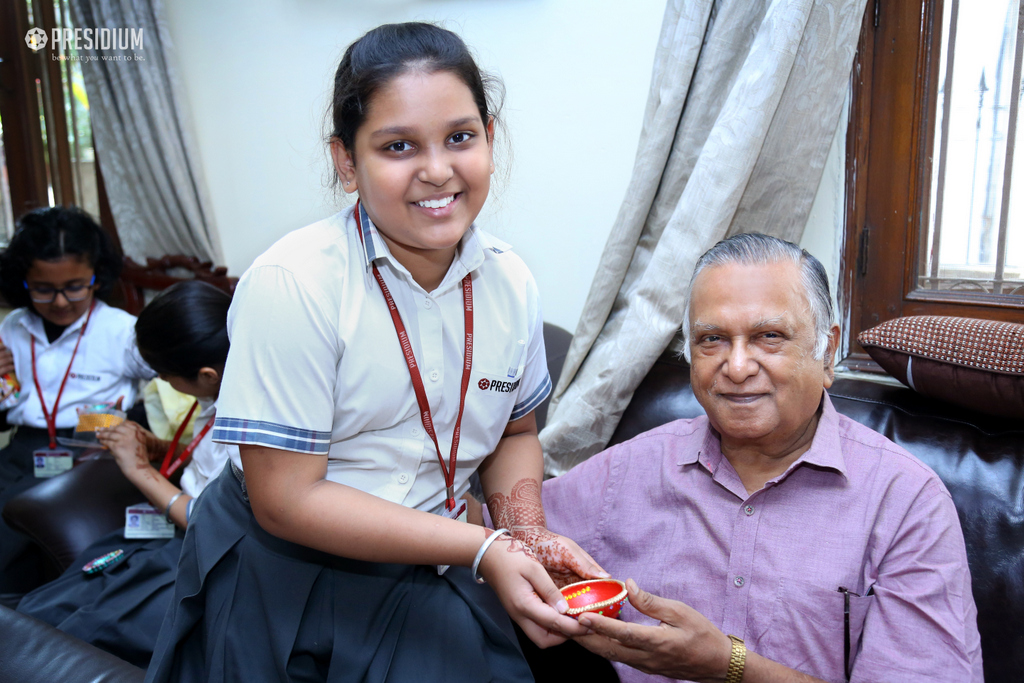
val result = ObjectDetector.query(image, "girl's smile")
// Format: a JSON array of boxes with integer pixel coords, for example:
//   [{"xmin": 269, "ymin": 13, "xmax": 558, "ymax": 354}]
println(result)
[{"xmin": 332, "ymin": 69, "xmax": 494, "ymax": 290}]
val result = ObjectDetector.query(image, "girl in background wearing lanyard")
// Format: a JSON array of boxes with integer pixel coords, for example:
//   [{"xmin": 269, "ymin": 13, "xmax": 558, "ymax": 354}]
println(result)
[
  {"xmin": 147, "ymin": 23, "xmax": 605, "ymax": 683},
  {"xmin": 17, "ymin": 280, "xmax": 234, "ymax": 667},
  {"xmin": 0, "ymin": 206, "xmax": 154, "ymax": 601}
]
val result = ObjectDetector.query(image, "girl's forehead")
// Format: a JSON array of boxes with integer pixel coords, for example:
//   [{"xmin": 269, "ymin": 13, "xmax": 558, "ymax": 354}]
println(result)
[
  {"xmin": 26, "ymin": 255, "xmax": 94, "ymax": 281},
  {"xmin": 361, "ymin": 70, "xmax": 481, "ymax": 135}
]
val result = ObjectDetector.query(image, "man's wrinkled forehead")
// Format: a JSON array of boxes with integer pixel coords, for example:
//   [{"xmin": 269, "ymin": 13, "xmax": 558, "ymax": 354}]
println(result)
[
  {"xmin": 691, "ymin": 314, "xmax": 796, "ymax": 334},
  {"xmin": 687, "ymin": 261, "xmax": 813, "ymax": 332}
]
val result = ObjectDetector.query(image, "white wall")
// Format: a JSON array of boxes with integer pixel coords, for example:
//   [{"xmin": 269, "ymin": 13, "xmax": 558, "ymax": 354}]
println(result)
[
  {"xmin": 800, "ymin": 94, "xmax": 849, "ymax": 319},
  {"xmin": 164, "ymin": 1, "xmax": 845, "ymax": 333},
  {"xmin": 163, "ymin": 0, "xmax": 665, "ymax": 332}
]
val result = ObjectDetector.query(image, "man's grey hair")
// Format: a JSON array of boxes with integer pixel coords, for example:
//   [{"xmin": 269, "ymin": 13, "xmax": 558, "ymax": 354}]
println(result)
[{"xmin": 682, "ymin": 233, "xmax": 835, "ymax": 362}]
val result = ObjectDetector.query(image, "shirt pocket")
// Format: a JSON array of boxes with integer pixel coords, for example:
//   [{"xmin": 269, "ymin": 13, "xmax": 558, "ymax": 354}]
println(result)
[{"xmin": 763, "ymin": 578, "xmax": 875, "ymax": 683}]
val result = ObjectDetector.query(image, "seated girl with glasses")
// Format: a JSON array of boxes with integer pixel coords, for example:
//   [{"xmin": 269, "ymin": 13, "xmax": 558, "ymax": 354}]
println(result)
[
  {"xmin": 17, "ymin": 280, "xmax": 234, "ymax": 667},
  {"xmin": 0, "ymin": 205, "xmax": 155, "ymax": 600}
]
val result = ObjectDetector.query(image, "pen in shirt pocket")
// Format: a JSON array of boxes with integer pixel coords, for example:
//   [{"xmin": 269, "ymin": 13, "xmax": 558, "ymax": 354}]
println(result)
[
  {"xmin": 837, "ymin": 585, "xmax": 874, "ymax": 682},
  {"xmin": 507, "ymin": 339, "xmax": 525, "ymax": 378}
]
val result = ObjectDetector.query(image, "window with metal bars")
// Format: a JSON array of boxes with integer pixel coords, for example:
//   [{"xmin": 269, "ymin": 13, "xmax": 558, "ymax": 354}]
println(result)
[{"xmin": 841, "ymin": 0, "xmax": 1024, "ymax": 373}]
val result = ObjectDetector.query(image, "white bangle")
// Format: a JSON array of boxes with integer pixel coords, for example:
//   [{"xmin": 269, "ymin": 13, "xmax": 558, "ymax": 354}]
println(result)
[
  {"xmin": 164, "ymin": 492, "xmax": 185, "ymax": 523},
  {"xmin": 472, "ymin": 528, "xmax": 510, "ymax": 584}
]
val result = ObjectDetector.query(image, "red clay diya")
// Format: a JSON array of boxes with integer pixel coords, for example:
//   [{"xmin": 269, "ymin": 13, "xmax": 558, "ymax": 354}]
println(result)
[{"xmin": 560, "ymin": 578, "xmax": 628, "ymax": 619}]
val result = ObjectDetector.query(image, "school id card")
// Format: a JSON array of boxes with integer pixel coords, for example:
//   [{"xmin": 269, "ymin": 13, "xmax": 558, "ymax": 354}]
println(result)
[
  {"xmin": 436, "ymin": 498, "xmax": 469, "ymax": 575},
  {"xmin": 33, "ymin": 448, "xmax": 73, "ymax": 478},
  {"xmin": 124, "ymin": 503, "xmax": 176, "ymax": 539}
]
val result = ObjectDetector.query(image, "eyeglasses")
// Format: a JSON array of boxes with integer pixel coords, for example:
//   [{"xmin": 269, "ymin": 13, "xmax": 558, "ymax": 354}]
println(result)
[{"xmin": 23, "ymin": 275, "xmax": 96, "ymax": 303}]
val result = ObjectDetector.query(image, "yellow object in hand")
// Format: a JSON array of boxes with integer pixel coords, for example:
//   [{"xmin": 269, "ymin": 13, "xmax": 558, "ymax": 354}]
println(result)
[{"xmin": 77, "ymin": 412, "xmax": 125, "ymax": 432}]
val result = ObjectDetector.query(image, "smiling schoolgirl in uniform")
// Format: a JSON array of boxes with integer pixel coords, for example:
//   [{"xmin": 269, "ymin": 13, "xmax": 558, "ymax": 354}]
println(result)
[
  {"xmin": 146, "ymin": 22, "xmax": 603, "ymax": 683},
  {"xmin": 0, "ymin": 206, "xmax": 154, "ymax": 599},
  {"xmin": 17, "ymin": 280, "xmax": 235, "ymax": 667}
]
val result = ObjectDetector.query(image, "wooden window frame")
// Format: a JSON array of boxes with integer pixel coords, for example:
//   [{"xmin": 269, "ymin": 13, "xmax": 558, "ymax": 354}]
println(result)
[
  {"xmin": 0, "ymin": 0, "xmax": 120, "ymax": 249},
  {"xmin": 840, "ymin": 0, "xmax": 1024, "ymax": 372}
]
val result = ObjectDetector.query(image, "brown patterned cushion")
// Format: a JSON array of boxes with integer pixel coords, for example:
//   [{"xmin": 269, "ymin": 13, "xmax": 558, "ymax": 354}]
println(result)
[{"xmin": 858, "ymin": 316, "xmax": 1024, "ymax": 419}]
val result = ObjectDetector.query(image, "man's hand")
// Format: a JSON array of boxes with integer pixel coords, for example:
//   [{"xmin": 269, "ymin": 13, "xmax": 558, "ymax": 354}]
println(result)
[
  {"xmin": 574, "ymin": 579, "xmax": 732, "ymax": 683},
  {"xmin": 576, "ymin": 580, "xmax": 829, "ymax": 683}
]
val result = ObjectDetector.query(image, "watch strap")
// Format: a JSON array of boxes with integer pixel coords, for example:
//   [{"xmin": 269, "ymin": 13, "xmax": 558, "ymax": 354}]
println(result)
[{"xmin": 726, "ymin": 634, "xmax": 746, "ymax": 683}]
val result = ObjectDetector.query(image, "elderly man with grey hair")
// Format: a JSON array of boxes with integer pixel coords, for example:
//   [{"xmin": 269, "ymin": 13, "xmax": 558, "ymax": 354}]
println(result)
[{"xmin": 540, "ymin": 233, "xmax": 982, "ymax": 682}]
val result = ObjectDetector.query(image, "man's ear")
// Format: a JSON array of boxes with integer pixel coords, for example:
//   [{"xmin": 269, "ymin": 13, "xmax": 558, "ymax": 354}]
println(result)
[
  {"xmin": 330, "ymin": 139, "xmax": 358, "ymax": 193},
  {"xmin": 822, "ymin": 324, "xmax": 841, "ymax": 388}
]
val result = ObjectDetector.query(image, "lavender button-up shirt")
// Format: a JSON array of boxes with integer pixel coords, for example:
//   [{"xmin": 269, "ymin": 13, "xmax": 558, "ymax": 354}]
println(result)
[{"xmin": 543, "ymin": 393, "xmax": 982, "ymax": 683}]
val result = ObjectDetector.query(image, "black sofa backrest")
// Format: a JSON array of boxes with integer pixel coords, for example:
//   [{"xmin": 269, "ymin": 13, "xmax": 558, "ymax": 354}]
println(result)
[{"xmin": 610, "ymin": 352, "xmax": 1024, "ymax": 682}]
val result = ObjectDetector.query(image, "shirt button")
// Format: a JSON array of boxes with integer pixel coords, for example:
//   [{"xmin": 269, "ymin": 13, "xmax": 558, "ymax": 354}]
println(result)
[
  {"xmin": 744, "ymin": 505, "xmax": 755, "ymax": 516},
  {"xmin": 398, "ymin": 473, "xmax": 409, "ymax": 484},
  {"xmin": 733, "ymin": 576, "xmax": 745, "ymax": 588},
  {"xmin": 411, "ymin": 427, "xmax": 420, "ymax": 437},
  {"xmin": 424, "ymin": 298, "xmax": 433, "ymax": 309},
  {"xmin": 430, "ymin": 370, "xmax": 440, "ymax": 381}
]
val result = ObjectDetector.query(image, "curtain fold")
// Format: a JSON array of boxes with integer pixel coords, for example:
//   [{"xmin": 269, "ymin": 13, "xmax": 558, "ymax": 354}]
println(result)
[
  {"xmin": 542, "ymin": 0, "xmax": 867, "ymax": 475},
  {"xmin": 69, "ymin": 0, "xmax": 223, "ymax": 264}
]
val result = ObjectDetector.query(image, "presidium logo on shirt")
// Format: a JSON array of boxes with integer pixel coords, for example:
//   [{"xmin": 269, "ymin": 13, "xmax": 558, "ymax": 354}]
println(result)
[
  {"xmin": 478, "ymin": 377, "xmax": 521, "ymax": 393},
  {"xmin": 69, "ymin": 372, "xmax": 102, "ymax": 382}
]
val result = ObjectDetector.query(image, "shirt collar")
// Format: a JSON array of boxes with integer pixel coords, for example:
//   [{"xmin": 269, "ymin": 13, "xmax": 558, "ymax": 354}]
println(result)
[
  {"xmin": 793, "ymin": 392, "xmax": 847, "ymax": 478},
  {"xmin": 686, "ymin": 390, "xmax": 848, "ymax": 482},
  {"xmin": 18, "ymin": 300, "xmax": 102, "ymax": 345},
  {"xmin": 197, "ymin": 396, "xmax": 217, "ymax": 419},
  {"xmin": 352, "ymin": 203, "xmax": 512, "ymax": 290}
]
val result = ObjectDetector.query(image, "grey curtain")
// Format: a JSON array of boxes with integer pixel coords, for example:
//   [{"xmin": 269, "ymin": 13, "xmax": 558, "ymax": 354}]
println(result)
[
  {"xmin": 541, "ymin": 0, "xmax": 867, "ymax": 475},
  {"xmin": 69, "ymin": 0, "xmax": 223, "ymax": 264}
]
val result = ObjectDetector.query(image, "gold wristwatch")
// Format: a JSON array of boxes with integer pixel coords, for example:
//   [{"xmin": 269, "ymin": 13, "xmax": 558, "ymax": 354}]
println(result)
[{"xmin": 725, "ymin": 635, "xmax": 746, "ymax": 683}]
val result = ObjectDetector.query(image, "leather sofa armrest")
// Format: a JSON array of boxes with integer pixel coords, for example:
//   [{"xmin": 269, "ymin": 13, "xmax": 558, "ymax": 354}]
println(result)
[
  {"xmin": 2, "ymin": 459, "xmax": 142, "ymax": 575},
  {"xmin": 0, "ymin": 604, "xmax": 144, "ymax": 682}
]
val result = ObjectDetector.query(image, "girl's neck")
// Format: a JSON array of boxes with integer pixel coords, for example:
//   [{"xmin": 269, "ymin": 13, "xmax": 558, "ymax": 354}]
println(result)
[
  {"xmin": 42, "ymin": 318, "xmax": 67, "ymax": 344},
  {"xmin": 378, "ymin": 232, "xmax": 459, "ymax": 293}
]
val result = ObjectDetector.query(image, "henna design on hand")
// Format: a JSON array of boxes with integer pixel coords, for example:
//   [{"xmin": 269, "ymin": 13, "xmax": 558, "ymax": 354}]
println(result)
[
  {"xmin": 488, "ymin": 478, "xmax": 592, "ymax": 587},
  {"xmin": 502, "ymin": 537, "xmax": 539, "ymax": 561}
]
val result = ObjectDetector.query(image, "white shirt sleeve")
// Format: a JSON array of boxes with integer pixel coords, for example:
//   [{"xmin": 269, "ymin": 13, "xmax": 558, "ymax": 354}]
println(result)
[
  {"xmin": 509, "ymin": 272, "xmax": 551, "ymax": 422},
  {"xmin": 212, "ymin": 265, "xmax": 339, "ymax": 454}
]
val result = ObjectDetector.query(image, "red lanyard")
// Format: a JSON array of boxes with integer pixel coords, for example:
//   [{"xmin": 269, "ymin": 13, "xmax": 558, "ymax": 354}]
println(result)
[
  {"xmin": 355, "ymin": 201, "xmax": 474, "ymax": 511},
  {"xmin": 159, "ymin": 400, "xmax": 215, "ymax": 478},
  {"xmin": 30, "ymin": 302, "xmax": 96, "ymax": 449}
]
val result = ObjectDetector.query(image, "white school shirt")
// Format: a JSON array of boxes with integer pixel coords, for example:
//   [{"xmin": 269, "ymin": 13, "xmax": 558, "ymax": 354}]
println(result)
[
  {"xmin": 178, "ymin": 397, "xmax": 235, "ymax": 499},
  {"xmin": 0, "ymin": 301, "xmax": 155, "ymax": 428},
  {"xmin": 213, "ymin": 206, "xmax": 551, "ymax": 512}
]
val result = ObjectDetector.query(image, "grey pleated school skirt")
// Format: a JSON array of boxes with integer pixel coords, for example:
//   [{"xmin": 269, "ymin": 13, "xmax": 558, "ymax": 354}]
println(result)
[
  {"xmin": 145, "ymin": 464, "xmax": 534, "ymax": 683},
  {"xmin": 18, "ymin": 528, "xmax": 184, "ymax": 667}
]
